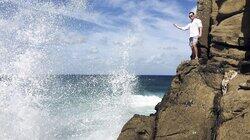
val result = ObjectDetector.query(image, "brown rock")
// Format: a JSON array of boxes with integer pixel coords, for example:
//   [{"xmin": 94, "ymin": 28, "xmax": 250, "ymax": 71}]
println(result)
[
  {"xmin": 217, "ymin": 74, "xmax": 250, "ymax": 140},
  {"xmin": 219, "ymin": 0, "xmax": 246, "ymax": 16},
  {"xmin": 210, "ymin": 13, "xmax": 244, "ymax": 46},
  {"xmin": 211, "ymin": 0, "xmax": 219, "ymax": 25},
  {"xmin": 239, "ymin": 82, "xmax": 250, "ymax": 90},
  {"xmin": 210, "ymin": 45, "xmax": 246, "ymax": 61},
  {"xmin": 118, "ymin": 115, "xmax": 155, "ymax": 140},
  {"xmin": 176, "ymin": 60, "xmax": 199, "ymax": 76},
  {"xmin": 211, "ymin": 0, "xmax": 250, "ymax": 47},
  {"xmin": 198, "ymin": 64, "xmax": 224, "ymax": 90},
  {"xmin": 212, "ymin": 57, "xmax": 240, "ymax": 67},
  {"xmin": 197, "ymin": 0, "xmax": 212, "ymax": 48},
  {"xmin": 154, "ymin": 64, "xmax": 223, "ymax": 140}
]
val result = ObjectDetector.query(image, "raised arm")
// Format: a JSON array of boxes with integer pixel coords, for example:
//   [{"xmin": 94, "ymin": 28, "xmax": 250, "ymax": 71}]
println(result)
[{"xmin": 173, "ymin": 24, "xmax": 190, "ymax": 31}]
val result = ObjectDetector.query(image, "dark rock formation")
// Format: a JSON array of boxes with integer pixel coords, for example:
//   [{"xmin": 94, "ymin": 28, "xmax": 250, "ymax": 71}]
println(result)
[
  {"xmin": 118, "ymin": 0, "xmax": 250, "ymax": 139},
  {"xmin": 196, "ymin": 0, "xmax": 212, "ymax": 60},
  {"xmin": 197, "ymin": 0, "xmax": 212, "ymax": 48}
]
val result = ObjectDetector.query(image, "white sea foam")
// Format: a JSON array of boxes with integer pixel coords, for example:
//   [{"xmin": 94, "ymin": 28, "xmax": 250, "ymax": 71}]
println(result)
[{"xmin": 130, "ymin": 95, "xmax": 162, "ymax": 108}]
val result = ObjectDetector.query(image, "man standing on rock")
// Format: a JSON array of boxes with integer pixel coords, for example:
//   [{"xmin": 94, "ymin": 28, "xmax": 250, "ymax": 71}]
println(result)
[{"xmin": 173, "ymin": 12, "xmax": 203, "ymax": 60}]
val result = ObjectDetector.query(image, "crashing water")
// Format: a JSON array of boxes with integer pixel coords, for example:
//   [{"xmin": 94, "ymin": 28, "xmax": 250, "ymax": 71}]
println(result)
[{"xmin": 0, "ymin": 0, "xmax": 162, "ymax": 139}]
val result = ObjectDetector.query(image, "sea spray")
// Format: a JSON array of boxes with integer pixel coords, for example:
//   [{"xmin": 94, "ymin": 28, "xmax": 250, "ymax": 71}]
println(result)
[
  {"xmin": 0, "ymin": 0, "xmax": 86, "ymax": 139},
  {"xmin": 105, "ymin": 35, "xmax": 139, "ymax": 139},
  {"xmin": 0, "ymin": 1, "xmax": 54, "ymax": 138},
  {"xmin": 0, "ymin": 1, "xmax": 162, "ymax": 140}
]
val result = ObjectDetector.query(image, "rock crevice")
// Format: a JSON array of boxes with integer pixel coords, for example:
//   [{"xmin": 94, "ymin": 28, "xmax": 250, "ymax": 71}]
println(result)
[{"xmin": 211, "ymin": 90, "xmax": 222, "ymax": 140}]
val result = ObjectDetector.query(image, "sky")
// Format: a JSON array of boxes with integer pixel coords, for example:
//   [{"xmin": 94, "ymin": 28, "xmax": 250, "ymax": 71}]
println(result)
[{"xmin": 1, "ymin": 0, "xmax": 197, "ymax": 75}]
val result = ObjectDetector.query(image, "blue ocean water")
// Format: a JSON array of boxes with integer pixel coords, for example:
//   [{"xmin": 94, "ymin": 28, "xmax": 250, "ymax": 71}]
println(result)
[{"xmin": 40, "ymin": 75, "xmax": 173, "ymax": 139}]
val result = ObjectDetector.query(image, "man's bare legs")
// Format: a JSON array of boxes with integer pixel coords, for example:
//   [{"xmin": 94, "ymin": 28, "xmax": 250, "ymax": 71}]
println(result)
[
  {"xmin": 190, "ymin": 46, "xmax": 194, "ymax": 59},
  {"xmin": 192, "ymin": 44, "xmax": 198, "ymax": 59}
]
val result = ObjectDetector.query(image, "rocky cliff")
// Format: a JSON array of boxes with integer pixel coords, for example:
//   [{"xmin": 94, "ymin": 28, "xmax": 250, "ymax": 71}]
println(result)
[{"xmin": 118, "ymin": 0, "xmax": 250, "ymax": 140}]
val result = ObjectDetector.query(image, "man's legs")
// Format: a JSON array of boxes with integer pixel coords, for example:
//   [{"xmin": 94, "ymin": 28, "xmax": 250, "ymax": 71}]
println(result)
[
  {"xmin": 192, "ymin": 37, "xmax": 199, "ymax": 59},
  {"xmin": 192, "ymin": 44, "xmax": 198, "ymax": 59},
  {"xmin": 190, "ymin": 46, "xmax": 195, "ymax": 59},
  {"xmin": 189, "ymin": 37, "xmax": 198, "ymax": 60},
  {"xmin": 189, "ymin": 37, "xmax": 194, "ymax": 59}
]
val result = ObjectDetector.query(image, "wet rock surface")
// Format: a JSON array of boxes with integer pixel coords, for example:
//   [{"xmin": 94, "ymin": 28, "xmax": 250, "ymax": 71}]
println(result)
[{"xmin": 118, "ymin": 0, "xmax": 250, "ymax": 139}]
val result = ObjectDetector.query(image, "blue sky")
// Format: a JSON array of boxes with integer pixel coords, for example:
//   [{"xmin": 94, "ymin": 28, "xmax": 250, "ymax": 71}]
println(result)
[{"xmin": 1, "ymin": 0, "xmax": 197, "ymax": 75}]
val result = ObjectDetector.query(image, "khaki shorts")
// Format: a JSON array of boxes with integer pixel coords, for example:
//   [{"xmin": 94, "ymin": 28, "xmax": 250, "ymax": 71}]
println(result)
[{"xmin": 189, "ymin": 36, "xmax": 198, "ymax": 46}]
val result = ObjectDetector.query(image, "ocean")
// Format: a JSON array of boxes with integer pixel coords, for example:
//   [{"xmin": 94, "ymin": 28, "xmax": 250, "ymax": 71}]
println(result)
[
  {"xmin": 0, "ymin": 75, "xmax": 172, "ymax": 140},
  {"xmin": 44, "ymin": 75, "xmax": 172, "ymax": 139}
]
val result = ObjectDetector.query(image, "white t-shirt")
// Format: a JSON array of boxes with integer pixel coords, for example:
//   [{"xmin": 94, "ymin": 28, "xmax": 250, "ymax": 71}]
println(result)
[{"xmin": 179, "ymin": 18, "xmax": 203, "ymax": 37}]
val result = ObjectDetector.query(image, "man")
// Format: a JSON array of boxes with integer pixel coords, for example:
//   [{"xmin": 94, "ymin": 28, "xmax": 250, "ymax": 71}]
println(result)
[{"xmin": 173, "ymin": 12, "xmax": 203, "ymax": 60}]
